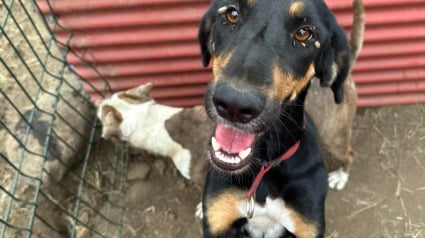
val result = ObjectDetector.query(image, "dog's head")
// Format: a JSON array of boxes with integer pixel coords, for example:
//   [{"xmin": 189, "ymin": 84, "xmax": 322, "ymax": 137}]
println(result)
[
  {"xmin": 199, "ymin": 0, "xmax": 350, "ymax": 173},
  {"xmin": 96, "ymin": 83, "xmax": 154, "ymax": 141}
]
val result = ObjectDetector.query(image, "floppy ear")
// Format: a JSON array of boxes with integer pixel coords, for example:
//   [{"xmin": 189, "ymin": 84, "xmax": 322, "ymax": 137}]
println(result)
[
  {"xmin": 314, "ymin": 27, "xmax": 350, "ymax": 104},
  {"xmin": 198, "ymin": 10, "xmax": 214, "ymax": 67},
  {"xmin": 99, "ymin": 105, "xmax": 123, "ymax": 140}
]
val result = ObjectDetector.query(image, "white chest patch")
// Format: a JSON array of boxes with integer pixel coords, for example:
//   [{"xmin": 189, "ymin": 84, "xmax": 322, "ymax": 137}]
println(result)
[{"xmin": 237, "ymin": 197, "xmax": 295, "ymax": 238}]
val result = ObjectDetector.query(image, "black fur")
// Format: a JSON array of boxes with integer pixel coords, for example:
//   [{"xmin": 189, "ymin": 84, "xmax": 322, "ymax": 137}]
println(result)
[
  {"xmin": 199, "ymin": 0, "xmax": 349, "ymax": 237},
  {"xmin": 199, "ymin": 0, "xmax": 350, "ymax": 104}
]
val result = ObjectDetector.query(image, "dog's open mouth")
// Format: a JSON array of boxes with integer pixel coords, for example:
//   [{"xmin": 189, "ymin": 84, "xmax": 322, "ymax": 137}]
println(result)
[{"xmin": 209, "ymin": 124, "xmax": 260, "ymax": 171}]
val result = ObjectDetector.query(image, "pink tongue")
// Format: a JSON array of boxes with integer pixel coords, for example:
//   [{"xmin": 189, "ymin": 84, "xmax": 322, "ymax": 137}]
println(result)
[{"xmin": 215, "ymin": 125, "xmax": 256, "ymax": 153}]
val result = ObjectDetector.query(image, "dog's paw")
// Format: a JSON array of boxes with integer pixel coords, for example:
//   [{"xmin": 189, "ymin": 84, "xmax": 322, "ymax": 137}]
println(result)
[
  {"xmin": 328, "ymin": 167, "xmax": 349, "ymax": 190},
  {"xmin": 195, "ymin": 202, "xmax": 203, "ymax": 219}
]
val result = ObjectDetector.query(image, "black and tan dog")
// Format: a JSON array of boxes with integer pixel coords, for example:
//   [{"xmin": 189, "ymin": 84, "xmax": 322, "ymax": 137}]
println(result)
[{"xmin": 199, "ymin": 0, "xmax": 351, "ymax": 237}]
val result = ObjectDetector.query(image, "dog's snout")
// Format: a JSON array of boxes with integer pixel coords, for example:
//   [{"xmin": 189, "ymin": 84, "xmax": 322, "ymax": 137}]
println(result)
[{"xmin": 212, "ymin": 85, "xmax": 263, "ymax": 124}]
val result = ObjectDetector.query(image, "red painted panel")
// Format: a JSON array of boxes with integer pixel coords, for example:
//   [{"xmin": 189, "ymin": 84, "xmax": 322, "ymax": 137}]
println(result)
[
  {"xmin": 37, "ymin": 0, "xmax": 425, "ymax": 107},
  {"xmin": 357, "ymin": 80, "xmax": 425, "ymax": 96},
  {"xmin": 84, "ymin": 71, "xmax": 212, "ymax": 92},
  {"xmin": 354, "ymin": 69, "xmax": 425, "ymax": 84},
  {"xmin": 67, "ymin": 41, "xmax": 200, "ymax": 64},
  {"xmin": 358, "ymin": 93, "xmax": 425, "ymax": 107},
  {"xmin": 37, "ymin": 0, "xmax": 204, "ymax": 13},
  {"xmin": 55, "ymin": 4, "xmax": 206, "ymax": 31},
  {"xmin": 55, "ymin": 24, "xmax": 199, "ymax": 48}
]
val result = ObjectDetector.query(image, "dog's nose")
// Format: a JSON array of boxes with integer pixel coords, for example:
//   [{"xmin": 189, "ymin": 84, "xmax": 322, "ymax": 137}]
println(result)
[{"xmin": 212, "ymin": 84, "xmax": 263, "ymax": 123}]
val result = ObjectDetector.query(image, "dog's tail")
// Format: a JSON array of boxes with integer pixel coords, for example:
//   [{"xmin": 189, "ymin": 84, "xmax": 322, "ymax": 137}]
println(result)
[{"xmin": 350, "ymin": 0, "xmax": 365, "ymax": 64}]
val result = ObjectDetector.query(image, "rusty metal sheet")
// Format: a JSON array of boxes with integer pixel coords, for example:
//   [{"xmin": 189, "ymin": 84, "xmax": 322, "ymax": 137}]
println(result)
[{"xmin": 37, "ymin": 0, "xmax": 425, "ymax": 107}]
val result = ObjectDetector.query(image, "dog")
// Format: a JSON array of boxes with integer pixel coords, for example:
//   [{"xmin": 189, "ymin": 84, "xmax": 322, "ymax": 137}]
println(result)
[
  {"xmin": 96, "ymin": 83, "xmax": 213, "ymax": 184},
  {"xmin": 306, "ymin": 0, "xmax": 364, "ymax": 191},
  {"xmin": 198, "ymin": 0, "xmax": 352, "ymax": 237},
  {"xmin": 96, "ymin": 0, "xmax": 363, "ymax": 190}
]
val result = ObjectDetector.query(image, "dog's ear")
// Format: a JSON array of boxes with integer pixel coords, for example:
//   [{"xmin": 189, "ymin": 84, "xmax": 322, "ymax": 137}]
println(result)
[
  {"xmin": 126, "ymin": 82, "xmax": 153, "ymax": 98},
  {"xmin": 198, "ymin": 9, "xmax": 214, "ymax": 67},
  {"xmin": 99, "ymin": 105, "xmax": 123, "ymax": 140},
  {"xmin": 136, "ymin": 82, "xmax": 153, "ymax": 97},
  {"xmin": 119, "ymin": 82, "xmax": 153, "ymax": 103},
  {"xmin": 314, "ymin": 27, "xmax": 350, "ymax": 104}
]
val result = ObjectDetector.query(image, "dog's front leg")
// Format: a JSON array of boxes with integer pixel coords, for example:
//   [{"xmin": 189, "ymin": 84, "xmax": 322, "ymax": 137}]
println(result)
[
  {"xmin": 202, "ymin": 186, "xmax": 247, "ymax": 238},
  {"xmin": 287, "ymin": 210, "xmax": 324, "ymax": 238}
]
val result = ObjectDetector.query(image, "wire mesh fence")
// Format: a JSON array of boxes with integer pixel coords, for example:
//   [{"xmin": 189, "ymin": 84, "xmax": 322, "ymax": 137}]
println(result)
[{"xmin": 0, "ymin": 0, "xmax": 128, "ymax": 237}]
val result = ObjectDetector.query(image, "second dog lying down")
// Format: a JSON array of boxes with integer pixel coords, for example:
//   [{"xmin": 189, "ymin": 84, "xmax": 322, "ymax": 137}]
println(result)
[{"xmin": 96, "ymin": 83, "xmax": 212, "ymax": 185}]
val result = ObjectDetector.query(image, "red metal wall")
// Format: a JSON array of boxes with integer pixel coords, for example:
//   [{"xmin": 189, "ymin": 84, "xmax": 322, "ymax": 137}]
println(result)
[{"xmin": 37, "ymin": 0, "xmax": 425, "ymax": 107}]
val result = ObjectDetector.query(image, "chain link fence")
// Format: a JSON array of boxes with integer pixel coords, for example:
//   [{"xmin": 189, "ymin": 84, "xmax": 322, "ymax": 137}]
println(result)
[{"xmin": 0, "ymin": 0, "xmax": 128, "ymax": 237}]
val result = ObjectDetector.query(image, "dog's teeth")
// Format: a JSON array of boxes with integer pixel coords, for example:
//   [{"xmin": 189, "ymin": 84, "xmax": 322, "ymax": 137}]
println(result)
[
  {"xmin": 214, "ymin": 151, "xmax": 241, "ymax": 164},
  {"xmin": 230, "ymin": 157, "xmax": 241, "ymax": 164},
  {"xmin": 211, "ymin": 137, "xmax": 221, "ymax": 151},
  {"xmin": 238, "ymin": 148, "xmax": 251, "ymax": 160},
  {"xmin": 214, "ymin": 151, "xmax": 223, "ymax": 161}
]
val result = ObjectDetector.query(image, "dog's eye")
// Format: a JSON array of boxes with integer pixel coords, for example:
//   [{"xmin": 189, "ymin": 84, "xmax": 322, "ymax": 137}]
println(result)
[
  {"xmin": 294, "ymin": 27, "xmax": 314, "ymax": 42},
  {"xmin": 225, "ymin": 7, "xmax": 240, "ymax": 24}
]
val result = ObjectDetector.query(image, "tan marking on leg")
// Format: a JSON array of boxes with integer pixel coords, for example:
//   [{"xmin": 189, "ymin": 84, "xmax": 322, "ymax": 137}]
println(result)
[
  {"xmin": 205, "ymin": 189, "xmax": 245, "ymax": 235},
  {"xmin": 289, "ymin": 1, "xmax": 305, "ymax": 17},
  {"xmin": 212, "ymin": 53, "xmax": 233, "ymax": 79},
  {"xmin": 289, "ymin": 208, "xmax": 318, "ymax": 238}
]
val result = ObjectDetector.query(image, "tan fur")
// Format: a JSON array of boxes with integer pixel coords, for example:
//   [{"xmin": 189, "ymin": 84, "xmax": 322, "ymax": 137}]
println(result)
[
  {"xmin": 117, "ymin": 83, "xmax": 153, "ymax": 104},
  {"xmin": 101, "ymin": 105, "xmax": 123, "ymax": 123},
  {"xmin": 306, "ymin": 77, "xmax": 357, "ymax": 173},
  {"xmin": 350, "ymin": 0, "xmax": 365, "ymax": 64},
  {"xmin": 246, "ymin": 0, "xmax": 256, "ymax": 7},
  {"xmin": 272, "ymin": 62, "xmax": 315, "ymax": 102},
  {"xmin": 272, "ymin": 62, "xmax": 295, "ymax": 101},
  {"xmin": 213, "ymin": 53, "xmax": 232, "ymax": 78},
  {"xmin": 293, "ymin": 64, "xmax": 315, "ymax": 96},
  {"xmin": 205, "ymin": 190, "xmax": 245, "ymax": 234},
  {"xmin": 289, "ymin": 209, "xmax": 318, "ymax": 238},
  {"xmin": 289, "ymin": 1, "xmax": 305, "ymax": 17},
  {"xmin": 100, "ymin": 105, "xmax": 123, "ymax": 140}
]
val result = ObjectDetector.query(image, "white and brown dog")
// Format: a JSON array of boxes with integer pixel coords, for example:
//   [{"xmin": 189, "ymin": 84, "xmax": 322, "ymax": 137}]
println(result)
[{"xmin": 96, "ymin": 83, "xmax": 212, "ymax": 184}]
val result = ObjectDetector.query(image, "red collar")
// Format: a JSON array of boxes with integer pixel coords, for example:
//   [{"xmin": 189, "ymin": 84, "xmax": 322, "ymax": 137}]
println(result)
[
  {"xmin": 246, "ymin": 114, "xmax": 306, "ymax": 200},
  {"xmin": 245, "ymin": 139, "xmax": 301, "ymax": 200}
]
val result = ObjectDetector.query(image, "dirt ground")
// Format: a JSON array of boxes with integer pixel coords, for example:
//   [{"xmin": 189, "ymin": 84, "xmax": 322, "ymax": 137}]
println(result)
[{"xmin": 121, "ymin": 103, "xmax": 425, "ymax": 238}]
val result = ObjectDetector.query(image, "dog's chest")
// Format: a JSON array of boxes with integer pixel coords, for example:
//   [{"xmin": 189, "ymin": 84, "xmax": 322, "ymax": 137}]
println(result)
[{"xmin": 240, "ymin": 197, "xmax": 295, "ymax": 238}]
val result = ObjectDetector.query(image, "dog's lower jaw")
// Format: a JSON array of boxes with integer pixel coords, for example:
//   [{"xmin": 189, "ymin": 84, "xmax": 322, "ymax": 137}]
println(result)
[{"xmin": 207, "ymin": 99, "xmax": 307, "ymax": 175}]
